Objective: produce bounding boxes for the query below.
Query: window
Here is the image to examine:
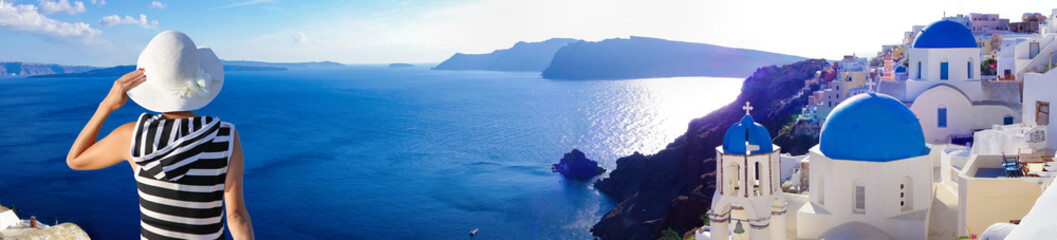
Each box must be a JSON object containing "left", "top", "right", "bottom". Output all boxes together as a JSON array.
[
  {"left": 755, "top": 162, "right": 760, "bottom": 181},
  {"left": 1004, "top": 115, "right": 1014, "bottom": 125},
  {"left": 917, "top": 61, "right": 922, "bottom": 79},
  {"left": 1038, "top": 101, "right": 1050, "bottom": 125},
  {"left": 854, "top": 184, "right": 866, "bottom": 214},
  {"left": 938, "top": 107, "right": 948, "bottom": 128},
  {"left": 967, "top": 61, "right": 972, "bottom": 78},
  {"left": 940, "top": 61, "right": 949, "bottom": 80}
]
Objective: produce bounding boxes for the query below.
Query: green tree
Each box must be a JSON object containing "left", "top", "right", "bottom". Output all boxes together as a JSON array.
[{"left": 658, "top": 228, "right": 681, "bottom": 240}]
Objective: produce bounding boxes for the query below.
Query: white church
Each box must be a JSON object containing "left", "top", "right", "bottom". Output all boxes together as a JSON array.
[
  {"left": 704, "top": 94, "right": 934, "bottom": 240},
  {"left": 796, "top": 93, "right": 933, "bottom": 240},
  {"left": 883, "top": 20, "right": 1020, "bottom": 144}
]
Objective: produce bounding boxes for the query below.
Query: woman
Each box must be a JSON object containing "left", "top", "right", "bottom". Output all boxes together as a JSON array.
[{"left": 65, "top": 31, "right": 254, "bottom": 239}]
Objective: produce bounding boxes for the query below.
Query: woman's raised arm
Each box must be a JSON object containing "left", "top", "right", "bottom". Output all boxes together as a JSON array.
[{"left": 66, "top": 69, "right": 146, "bottom": 170}]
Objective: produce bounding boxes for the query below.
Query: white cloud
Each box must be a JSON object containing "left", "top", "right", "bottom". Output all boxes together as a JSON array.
[
  {"left": 89, "top": 0, "right": 105, "bottom": 5},
  {"left": 293, "top": 32, "right": 307, "bottom": 44},
  {"left": 0, "top": 0, "right": 102, "bottom": 43},
  {"left": 98, "top": 14, "right": 158, "bottom": 28},
  {"left": 149, "top": 1, "right": 165, "bottom": 9},
  {"left": 38, "top": 0, "right": 85, "bottom": 15}
]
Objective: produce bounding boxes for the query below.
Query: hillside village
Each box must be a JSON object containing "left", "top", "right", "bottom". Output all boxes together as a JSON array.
[{"left": 696, "top": 9, "right": 1057, "bottom": 240}]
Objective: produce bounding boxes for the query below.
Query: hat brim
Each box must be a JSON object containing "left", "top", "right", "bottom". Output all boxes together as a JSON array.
[{"left": 128, "top": 47, "right": 225, "bottom": 113}]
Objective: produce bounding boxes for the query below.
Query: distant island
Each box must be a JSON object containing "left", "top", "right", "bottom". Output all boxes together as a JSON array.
[
  {"left": 541, "top": 36, "right": 807, "bottom": 80},
  {"left": 389, "top": 63, "right": 414, "bottom": 68},
  {"left": 433, "top": 38, "right": 578, "bottom": 71},
  {"left": 220, "top": 60, "right": 344, "bottom": 68},
  {"left": 2, "top": 62, "right": 96, "bottom": 76}
]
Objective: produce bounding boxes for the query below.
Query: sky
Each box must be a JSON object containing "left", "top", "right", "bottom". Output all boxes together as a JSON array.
[{"left": 0, "top": 0, "right": 1055, "bottom": 66}]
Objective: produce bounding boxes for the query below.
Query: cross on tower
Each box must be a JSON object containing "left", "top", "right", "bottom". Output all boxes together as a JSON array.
[
  {"left": 866, "top": 80, "right": 877, "bottom": 93},
  {"left": 742, "top": 101, "right": 754, "bottom": 115}
]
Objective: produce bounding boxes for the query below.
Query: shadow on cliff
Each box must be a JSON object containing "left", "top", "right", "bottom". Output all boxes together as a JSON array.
[{"left": 590, "top": 59, "right": 829, "bottom": 240}]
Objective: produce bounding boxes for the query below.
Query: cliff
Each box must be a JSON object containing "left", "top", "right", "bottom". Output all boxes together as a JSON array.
[
  {"left": 0, "top": 62, "right": 96, "bottom": 76},
  {"left": 432, "top": 38, "right": 578, "bottom": 71},
  {"left": 0, "top": 223, "right": 90, "bottom": 239},
  {"left": 541, "top": 36, "right": 807, "bottom": 80},
  {"left": 591, "top": 59, "right": 829, "bottom": 239}
]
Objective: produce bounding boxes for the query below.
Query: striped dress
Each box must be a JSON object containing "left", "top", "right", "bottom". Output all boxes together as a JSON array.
[{"left": 130, "top": 113, "right": 235, "bottom": 240}]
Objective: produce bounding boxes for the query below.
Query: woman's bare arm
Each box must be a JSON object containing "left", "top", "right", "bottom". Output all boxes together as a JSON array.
[
  {"left": 225, "top": 129, "right": 254, "bottom": 239},
  {"left": 67, "top": 69, "right": 146, "bottom": 170}
]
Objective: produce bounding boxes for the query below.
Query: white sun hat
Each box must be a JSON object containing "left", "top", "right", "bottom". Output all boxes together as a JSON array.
[{"left": 128, "top": 30, "right": 224, "bottom": 112}]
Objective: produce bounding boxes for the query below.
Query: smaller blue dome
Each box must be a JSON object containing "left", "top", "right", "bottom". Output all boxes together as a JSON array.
[
  {"left": 819, "top": 93, "right": 930, "bottom": 162},
  {"left": 895, "top": 66, "right": 907, "bottom": 73},
  {"left": 722, "top": 115, "right": 774, "bottom": 155},
  {"left": 913, "top": 20, "right": 978, "bottom": 48}
]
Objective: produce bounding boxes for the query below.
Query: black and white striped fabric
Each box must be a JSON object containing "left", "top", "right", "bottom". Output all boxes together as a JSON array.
[{"left": 130, "top": 113, "right": 234, "bottom": 240}]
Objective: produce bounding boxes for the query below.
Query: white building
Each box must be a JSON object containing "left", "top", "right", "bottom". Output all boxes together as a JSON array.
[
  {"left": 997, "top": 9, "right": 1057, "bottom": 80},
  {"left": 797, "top": 93, "right": 934, "bottom": 240},
  {"left": 707, "top": 102, "right": 788, "bottom": 240},
  {"left": 901, "top": 19, "right": 1020, "bottom": 143}
]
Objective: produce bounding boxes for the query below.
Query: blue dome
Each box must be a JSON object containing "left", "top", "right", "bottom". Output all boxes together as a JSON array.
[
  {"left": 913, "top": 20, "right": 978, "bottom": 48},
  {"left": 819, "top": 93, "right": 930, "bottom": 162},
  {"left": 722, "top": 115, "right": 774, "bottom": 155},
  {"left": 895, "top": 66, "right": 907, "bottom": 73}
]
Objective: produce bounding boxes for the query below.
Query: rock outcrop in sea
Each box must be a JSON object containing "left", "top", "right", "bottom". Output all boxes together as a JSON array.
[
  {"left": 552, "top": 149, "right": 606, "bottom": 180},
  {"left": 541, "top": 36, "right": 807, "bottom": 80},
  {"left": 432, "top": 38, "right": 578, "bottom": 72},
  {"left": 590, "top": 59, "right": 829, "bottom": 239}
]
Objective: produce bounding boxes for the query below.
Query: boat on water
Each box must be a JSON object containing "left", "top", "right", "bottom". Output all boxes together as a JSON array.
[{"left": 470, "top": 228, "right": 478, "bottom": 236}]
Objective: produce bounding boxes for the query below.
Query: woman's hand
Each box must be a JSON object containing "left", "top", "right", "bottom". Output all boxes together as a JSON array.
[{"left": 100, "top": 69, "right": 147, "bottom": 112}]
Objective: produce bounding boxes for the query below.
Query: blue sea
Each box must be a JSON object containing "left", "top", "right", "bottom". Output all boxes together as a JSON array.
[{"left": 0, "top": 66, "right": 742, "bottom": 239}]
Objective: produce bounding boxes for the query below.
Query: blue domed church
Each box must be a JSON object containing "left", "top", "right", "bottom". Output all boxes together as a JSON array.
[
  {"left": 707, "top": 102, "right": 788, "bottom": 240},
  {"left": 900, "top": 20, "right": 1020, "bottom": 143},
  {"left": 796, "top": 93, "right": 934, "bottom": 240}
]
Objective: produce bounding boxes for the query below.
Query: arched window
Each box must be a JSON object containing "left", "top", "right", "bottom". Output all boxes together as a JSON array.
[
  {"left": 940, "top": 60, "right": 949, "bottom": 80},
  {"left": 938, "top": 106, "right": 948, "bottom": 128},
  {"left": 754, "top": 161, "right": 762, "bottom": 196},
  {"left": 967, "top": 60, "right": 973, "bottom": 79},
  {"left": 755, "top": 162, "right": 761, "bottom": 181}
]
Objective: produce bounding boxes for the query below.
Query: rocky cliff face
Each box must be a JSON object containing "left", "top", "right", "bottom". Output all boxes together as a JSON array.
[
  {"left": 591, "top": 59, "right": 829, "bottom": 239},
  {"left": 432, "top": 38, "right": 578, "bottom": 71}
]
